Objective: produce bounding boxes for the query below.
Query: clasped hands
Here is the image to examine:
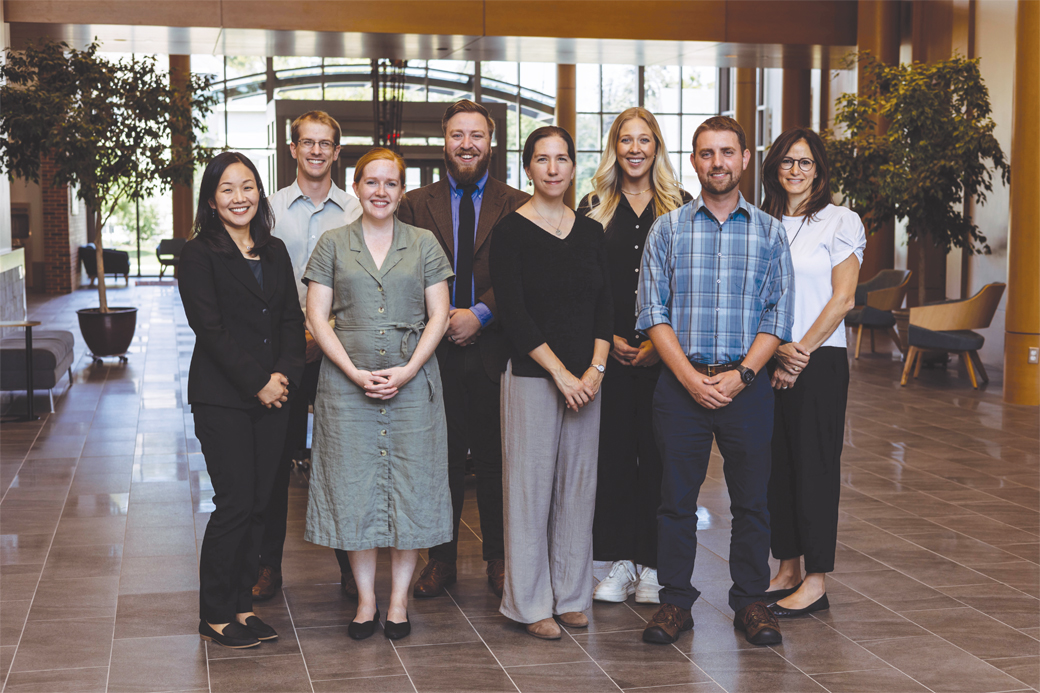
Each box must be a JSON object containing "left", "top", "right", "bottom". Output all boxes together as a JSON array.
[
  {"left": 610, "top": 335, "right": 661, "bottom": 368},
  {"left": 256, "top": 373, "right": 289, "bottom": 408},
  {"left": 770, "top": 341, "right": 810, "bottom": 391},
  {"left": 553, "top": 367, "right": 604, "bottom": 413},
  {"left": 350, "top": 364, "right": 418, "bottom": 400},
  {"left": 445, "top": 308, "right": 481, "bottom": 347}
]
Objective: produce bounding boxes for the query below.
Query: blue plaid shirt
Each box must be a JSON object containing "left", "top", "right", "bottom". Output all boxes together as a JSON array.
[{"left": 635, "top": 193, "right": 794, "bottom": 364}]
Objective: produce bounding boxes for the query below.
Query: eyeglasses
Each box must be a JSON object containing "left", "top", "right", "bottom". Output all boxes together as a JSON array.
[
  {"left": 297, "top": 139, "right": 337, "bottom": 152},
  {"left": 780, "top": 157, "right": 815, "bottom": 172}
]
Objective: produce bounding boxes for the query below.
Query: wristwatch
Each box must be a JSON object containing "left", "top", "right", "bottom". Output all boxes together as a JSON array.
[
  {"left": 735, "top": 363, "right": 756, "bottom": 385},
  {"left": 590, "top": 363, "right": 606, "bottom": 373}
]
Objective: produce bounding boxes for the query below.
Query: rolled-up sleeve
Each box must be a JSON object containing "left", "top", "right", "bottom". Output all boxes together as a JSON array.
[
  {"left": 635, "top": 214, "right": 673, "bottom": 334},
  {"left": 756, "top": 219, "right": 795, "bottom": 341}
]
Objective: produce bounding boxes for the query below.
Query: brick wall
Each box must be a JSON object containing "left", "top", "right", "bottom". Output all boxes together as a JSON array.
[{"left": 40, "top": 155, "right": 82, "bottom": 294}]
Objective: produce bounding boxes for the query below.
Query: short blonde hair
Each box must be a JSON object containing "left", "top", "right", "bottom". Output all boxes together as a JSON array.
[
  {"left": 290, "top": 111, "right": 342, "bottom": 145},
  {"left": 353, "top": 147, "right": 406, "bottom": 184}
]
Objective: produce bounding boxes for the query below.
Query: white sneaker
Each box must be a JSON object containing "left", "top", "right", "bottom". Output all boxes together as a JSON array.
[
  {"left": 593, "top": 560, "right": 637, "bottom": 602},
  {"left": 635, "top": 566, "right": 662, "bottom": 604}
]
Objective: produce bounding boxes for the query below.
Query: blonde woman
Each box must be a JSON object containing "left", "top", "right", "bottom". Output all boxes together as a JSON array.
[{"left": 577, "top": 108, "right": 690, "bottom": 605}]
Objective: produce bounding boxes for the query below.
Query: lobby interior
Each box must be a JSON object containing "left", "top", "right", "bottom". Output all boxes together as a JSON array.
[{"left": 1, "top": 2, "right": 1038, "bottom": 692}]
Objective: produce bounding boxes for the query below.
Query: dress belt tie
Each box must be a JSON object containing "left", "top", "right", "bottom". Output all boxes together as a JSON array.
[{"left": 333, "top": 320, "right": 434, "bottom": 401}]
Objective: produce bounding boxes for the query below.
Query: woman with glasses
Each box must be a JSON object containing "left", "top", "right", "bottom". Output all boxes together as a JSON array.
[
  {"left": 759, "top": 129, "right": 865, "bottom": 617},
  {"left": 577, "top": 108, "right": 689, "bottom": 606}
]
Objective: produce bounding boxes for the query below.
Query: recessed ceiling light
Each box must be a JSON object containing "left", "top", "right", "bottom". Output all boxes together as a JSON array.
[{"left": 724, "top": 54, "right": 737, "bottom": 58}]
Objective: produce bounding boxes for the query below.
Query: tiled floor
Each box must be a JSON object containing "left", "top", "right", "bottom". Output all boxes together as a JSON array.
[{"left": 1, "top": 283, "right": 1038, "bottom": 693}]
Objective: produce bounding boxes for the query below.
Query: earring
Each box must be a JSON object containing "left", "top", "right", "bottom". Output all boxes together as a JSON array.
[{"left": 209, "top": 208, "right": 216, "bottom": 218}]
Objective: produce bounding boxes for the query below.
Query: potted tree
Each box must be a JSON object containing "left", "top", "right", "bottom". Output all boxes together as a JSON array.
[
  {"left": 0, "top": 40, "right": 216, "bottom": 358},
  {"left": 824, "top": 52, "right": 1010, "bottom": 307}
]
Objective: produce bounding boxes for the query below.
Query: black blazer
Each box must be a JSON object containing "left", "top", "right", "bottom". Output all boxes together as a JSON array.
[
  {"left": 396, "top": 176, "right": 529, "bottom": 381},
  {"left": 179, "top": 236, "right": 306, "bottom": 409}
]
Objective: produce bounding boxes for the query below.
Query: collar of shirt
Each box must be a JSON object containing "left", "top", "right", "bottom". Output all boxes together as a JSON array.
[
  {"left": 285, "top": 178, "right": 351, "bottom": 212},
  {"left": 691, "top": 191, "right": 752, "bottom": 224},
  {"left": 447, "top": 170, "right": 489, "bottom": 199}
]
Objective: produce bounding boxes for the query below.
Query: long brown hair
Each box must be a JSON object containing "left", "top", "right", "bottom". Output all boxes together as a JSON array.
[{"left": 761, "top": 128, "right": 831, "bottom": 221}]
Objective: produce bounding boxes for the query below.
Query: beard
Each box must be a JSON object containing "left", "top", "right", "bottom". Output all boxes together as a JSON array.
[
  {"left": 444, "top": 146, "right": 491, "bottom": 186},
  {"left": 699, "top": 167, "right": 741, "bottom": 195}
]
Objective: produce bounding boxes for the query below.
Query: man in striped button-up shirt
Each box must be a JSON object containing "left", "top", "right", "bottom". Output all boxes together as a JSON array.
[{"left": 635, "top": 116, "right": 794, "bottom": 648}]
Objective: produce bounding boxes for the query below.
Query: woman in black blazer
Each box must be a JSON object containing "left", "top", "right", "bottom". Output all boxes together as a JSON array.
[{"left": 179, "top": 152, "right": 306, "bottom": 649}]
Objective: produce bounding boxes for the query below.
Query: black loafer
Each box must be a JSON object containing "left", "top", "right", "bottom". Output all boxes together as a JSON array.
[
  {"left": 348, "top": 609, "right": 380, "bottom": 640},
  {"left": 243, "top": 615, "right": 278, "bottom": 640},
  {"left": 384, "top": 616, "right": 411, "bottom": 641},
  {"left": 769, "top": 593, "right": 829, "bottom": 619},
  {"left": 763, "top": 581, "right": 803, "bottom": 602},
  {"left": 199, "top": 620, "right": 260, "bottom": 649}
]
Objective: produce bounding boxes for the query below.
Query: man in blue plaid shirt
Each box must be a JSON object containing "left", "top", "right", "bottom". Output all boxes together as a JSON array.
[{"left": 635, "top": 116, "right": 794, "bottom": 647}]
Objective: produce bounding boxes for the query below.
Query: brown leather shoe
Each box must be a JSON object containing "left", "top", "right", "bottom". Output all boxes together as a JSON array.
[
  {"left": 734, "top": 601, "right": 782, "bottom": 645},
  {"left": 486, "top": 559, "right": 505, "bottom": 598},
  {"left": 340, "top": 569, "right": 358, "bottom": 600},
  {"left": 412, "top": 559, "right": 456, "bottom": 598},
  {"left": 555, "top": 611, "right": 588, "bottom": 628},
  {"left": 526, "top": 617, "right": 562, "bottom": 640},
  {"left": 642, "top": 603, "right": 693, "bottom": 644},
  {"left": 252, "top": 565, "right": 282, "bottom": 601}
]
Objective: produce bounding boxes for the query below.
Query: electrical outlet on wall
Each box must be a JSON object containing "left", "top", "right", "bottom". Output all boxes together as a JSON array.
[{"left": 1029, "top": 347, "right": 1039, "bottom": 365}]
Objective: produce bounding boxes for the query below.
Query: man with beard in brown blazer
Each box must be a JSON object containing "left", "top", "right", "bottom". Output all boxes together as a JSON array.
[{"left": 396, "top": 100, "right": 528, "bottom": 599}]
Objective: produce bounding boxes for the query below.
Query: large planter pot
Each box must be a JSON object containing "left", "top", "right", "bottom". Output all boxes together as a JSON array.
[{"left": 76, "top": 307, "right": 137, "bottom": 361}]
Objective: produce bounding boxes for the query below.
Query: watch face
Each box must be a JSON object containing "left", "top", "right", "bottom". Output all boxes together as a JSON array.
[{"left": 741, "top": 368, "right": 755, "bottom": 384}]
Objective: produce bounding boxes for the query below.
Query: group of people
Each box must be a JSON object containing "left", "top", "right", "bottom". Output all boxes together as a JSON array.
[{"left": 179, "top": 98, "right": 865, "bottom": 650}]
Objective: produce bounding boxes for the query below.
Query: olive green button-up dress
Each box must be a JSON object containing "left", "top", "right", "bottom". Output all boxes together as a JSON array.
[{"left": 302, "top": 217, "right": 454, "bottom": 551}]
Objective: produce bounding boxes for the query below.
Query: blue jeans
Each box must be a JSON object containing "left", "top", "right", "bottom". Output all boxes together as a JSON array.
[{"left": 653, "top": 369, "right": 774, "bottom": 612}]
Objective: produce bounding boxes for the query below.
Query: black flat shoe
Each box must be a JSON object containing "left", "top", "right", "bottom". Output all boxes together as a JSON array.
[
  {"left": 199, "top": 620, "right": 260, "bottom": 649},
  {"left": 384, "top": 616, "right": 411, "bottom": 641},
  {"left": 763, "top": 581, "right": 803, "bottom": 602},
  {"left": 243, "top": 615, "right": 278, "bottom": 640},
  {"left": 348, "top": 609, "right": 380, "bottom": 640},
  {"left": 769, "top": 593, "right": 829, "bottom": 618}
]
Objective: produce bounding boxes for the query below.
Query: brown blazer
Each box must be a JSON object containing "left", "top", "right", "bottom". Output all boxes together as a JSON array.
[{"left": 397, "top": 175, "right": 529, "bottom": 380}]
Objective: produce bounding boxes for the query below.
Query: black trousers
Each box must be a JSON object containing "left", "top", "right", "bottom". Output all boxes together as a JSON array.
[
  {"left": 768, "top": 346, "right": 848, "bottom": 574},
  {"left": 428, "top": 341, "right": 504, "bottom": 564},
  {"left": 258, "top": 356, "right": 321, "bottom": 570},
  {"left": 194, "top": 402, "right": 290, "bottom": 623},
  {"left": 592, "top": 358, "right": 662, "bottom": 568},
  {"left": 654, "top": 371, "right": 774, "bottom": 612}
]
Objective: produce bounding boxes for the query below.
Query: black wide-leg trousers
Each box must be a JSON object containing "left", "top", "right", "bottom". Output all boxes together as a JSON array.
[
  {"left": 194, "top": 401, "right": 290, "bottom": 623},
  {"left": 768, "top": 346, "right": 849, "bottom": 574},
  {"left": 592, "top": 358, "right": 662, "bottom": 568}
]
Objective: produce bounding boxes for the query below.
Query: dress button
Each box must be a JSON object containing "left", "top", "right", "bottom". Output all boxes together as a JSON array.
[
  {"left": 379, "top": 330, "right": 385, "bottom": 335},
  {"left": 379, "top": 408, "right": 386, "bottom": 415},
  {"left": 380, "top": 449, "right": 387, "bottom": 457},
  {"left": 378, "top": 307, "right": 385, "bottom": 313},
  {"left": 380, "top": 429, "right": 387, "bottom": 436},
  {"left": 378, "top": 286, "right": 383, "bottom": 292},
  {"left": 379, "top": 349, "right": 386, "bottom": 355}
]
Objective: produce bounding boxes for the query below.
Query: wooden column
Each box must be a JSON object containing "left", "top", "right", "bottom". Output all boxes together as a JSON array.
[
  {"left": 170, "top": 55, "right": 194, "bottom": 243},
  {"left": 734, "top": 68, "right": 758, "bottom": 204},
  {"left": 855, "top": 0, "right": 901, "bottom": 284},
  {"left": 555, "top": 64, "right": 577, "bottom": 209},
  {"left": 1004, "top": 0, "right": 1040, "bottom": 406},
  {"left": 781, "top": 69, "right": 812, "bottom": 131}
]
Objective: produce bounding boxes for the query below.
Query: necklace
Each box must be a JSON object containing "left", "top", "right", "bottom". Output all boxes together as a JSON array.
[
  {"left": 532, "top": 204, "right": 567, "bottom": 237},
  {"left": 622, "top": 187, "right": 652, "bottom": 195},
  {"left": 787, "top": 215, "right": 809, "bottom": 247}
]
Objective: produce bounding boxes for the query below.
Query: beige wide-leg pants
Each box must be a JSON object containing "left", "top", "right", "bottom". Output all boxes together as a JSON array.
[{"left": 499, "top": 362, "right": 601, "bottom": 624}]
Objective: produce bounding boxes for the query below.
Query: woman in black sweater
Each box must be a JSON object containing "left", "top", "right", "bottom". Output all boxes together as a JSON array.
[{"left": 490, "top": 126, "right": 612, "bottom": 640}]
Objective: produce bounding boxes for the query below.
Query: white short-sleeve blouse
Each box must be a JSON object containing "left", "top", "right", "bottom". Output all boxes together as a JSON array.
[{"left": 782, "top": 204, "right": 867, "bottom": 349}]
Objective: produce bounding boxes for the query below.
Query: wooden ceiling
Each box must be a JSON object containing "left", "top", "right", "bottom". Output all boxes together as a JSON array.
[{"left": 6, "top": 1, "right": 858, "bottom": 68}]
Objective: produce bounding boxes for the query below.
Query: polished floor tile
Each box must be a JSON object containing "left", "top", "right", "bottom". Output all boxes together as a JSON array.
[{"left": 0, "top": 286, "right": 1036, "bottom": 693}]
